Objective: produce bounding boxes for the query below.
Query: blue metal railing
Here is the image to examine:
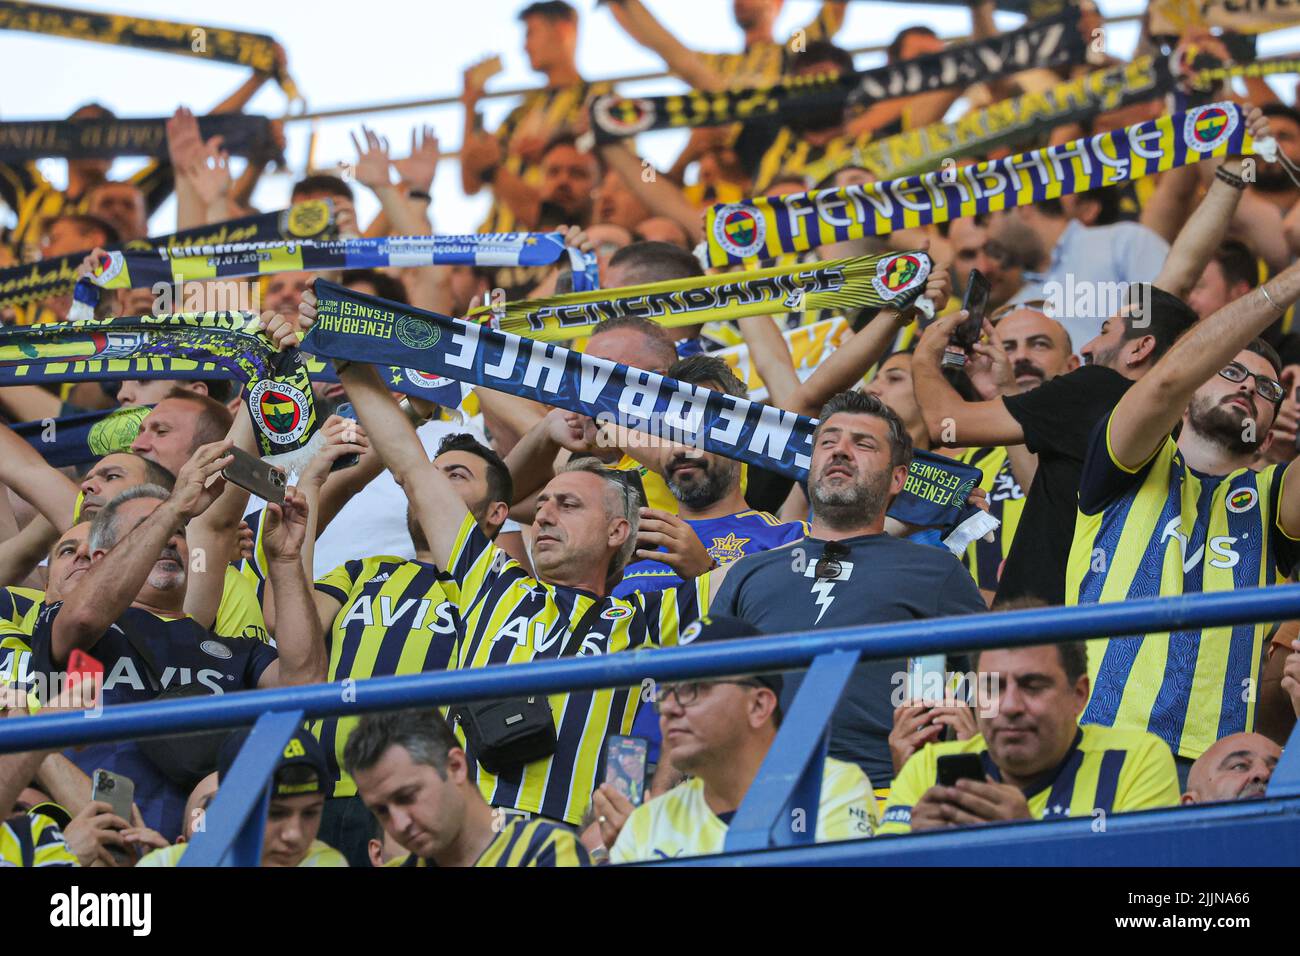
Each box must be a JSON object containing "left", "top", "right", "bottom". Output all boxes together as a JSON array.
[{"left": 3, "top": 586, "right": 1300, "bottom": 865}]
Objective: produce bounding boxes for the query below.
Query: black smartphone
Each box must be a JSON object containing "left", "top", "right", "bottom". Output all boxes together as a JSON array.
[
  {"left": 936, "top": 752, "right": 987, "bottom": 788},
  {"left": 942, "top": 269, "right": 991, "bottom": 369},
  {"left": 602, "top": 735, "right": 648, "bottom": 806},
  {"left": 330, "top": 402, "right": 361, "bottom": 472},
  {"left": 221, "top": 446, "right": 287, "bottom": 504}
]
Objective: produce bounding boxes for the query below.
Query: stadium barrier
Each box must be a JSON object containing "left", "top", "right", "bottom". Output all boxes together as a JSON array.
[{"left": 1, "top": 584, "right": 1299, "bottom": 866}]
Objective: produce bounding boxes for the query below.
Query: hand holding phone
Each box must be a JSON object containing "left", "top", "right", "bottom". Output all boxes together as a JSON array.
[
  {"left": 602, "top": 735, "right": 648, "bottom": 806},
  {"left": 90, "top": 769, "right": 135, "bottom": 863},
  {"left": 221, "top": 446, "right": 287, "bottom": 504},
  {"left": 935, "top": 752, "right": 987, "bottom": 788},
  {"left": 942, "top": 269, "right": 991, "bottom": 369}
]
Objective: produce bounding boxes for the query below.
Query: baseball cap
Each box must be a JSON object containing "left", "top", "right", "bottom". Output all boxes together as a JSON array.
[
  {"left": 678, "top": 615, "right": 783, "bottom": 696},
  {"left": 217, "top": 727, "right": 329, "bottom": 798}
]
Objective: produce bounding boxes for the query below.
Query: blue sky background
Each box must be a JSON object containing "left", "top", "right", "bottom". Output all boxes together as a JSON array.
[{"left": 2, "top": 0, "right": 1297, "bottom": 234}]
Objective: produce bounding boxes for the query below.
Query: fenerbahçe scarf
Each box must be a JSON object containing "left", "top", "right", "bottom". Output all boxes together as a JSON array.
[
  {"left": 78, "top": 233, "right": 599, "bottom": 299},
  {"left": 587, "top": 8, "right": 1083, "bottom": 144},
  {"left": 0, "top": 200, "right": 336, "bottom": 310},
  {"left": 0, "top": 312, "right": 318, "bottom": 459},
  {"left": 705, "top": 101, "right": 1257, "bottom": 266},
  {"left": 302, "top": 279, "right": 993, "bottom": 543},
  {"left": 474, "top": 253, "right": 932, "bottom": 342}
]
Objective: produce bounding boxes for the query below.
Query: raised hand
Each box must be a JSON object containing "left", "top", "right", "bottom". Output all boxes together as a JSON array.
[
  {"left": 186, "top": 136, "right": 231, "bottom": 208},
  {"left": 350, "top": 126, "right": 394, "bottom": 192},
  {"left": 166, "top": 106, "right": 203, "bottom": 170},
  {"left": 394, "top": 125, "right": 441, "bottom": 193},
  {"left": 170, "top": 440, "right": 235, "bottom": 521},
  {"left": 262, "top": 486, "right": 310, "bottom": 564},
  {"left": 634, "top": 508, "right": 714, "bottom": 578},
  {"left": 298, "top": 414, "right": 371, "bottom": 489}
]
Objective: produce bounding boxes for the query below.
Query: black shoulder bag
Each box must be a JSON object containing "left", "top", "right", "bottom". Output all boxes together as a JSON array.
[{"left": 454, "top": 599, "right": 606, "bottom": 776}]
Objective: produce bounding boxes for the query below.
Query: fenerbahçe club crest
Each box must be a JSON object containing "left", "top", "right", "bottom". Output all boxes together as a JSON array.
[
  {"left": 249, "top": 378, "right": 311, "bottom": 446},
  {"left": 872, "top": 253, "right": 929, "bottom": 301},
  {"left": 593, "top": 97, "right": 657, "bottom": 136},
  {"left": 712, "top": 204, "right": 767, "bottom": 260},
  {"left": 1184, "top": 104, "right": 1236, "bottom": 153}
]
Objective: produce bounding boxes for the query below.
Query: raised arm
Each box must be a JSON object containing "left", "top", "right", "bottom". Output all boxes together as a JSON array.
[
  {"left": 257, "top": 488, "right": 326, "bottom": 687},
  {"left": 596, "top": 144, "right": 704, "bottom": 245},
  {"left": 1152, "top": 108, "right": 1269, "bottom": 297},
  {"left": 913, "top": 311, "right": 1026, "bottom": 448},
  {"left": 276, "top": 289, "right": 469, "bottom": 570},
  {"left": 1108, "top": 259, "right": 1300, "bottom": 472},
  {"left": 50, "top": 441, "right": 233, "bottom": 666},
  {"left": 605, "top": 0, "right": 726, "bottom": 92},
  {"left": 184, "top": 409, "right": 257, "bottom": 629},
  {"left": 786, "top": 254, "right": 950, "bottom": 417},
  {"left": 0, "top": 421, "right": 80, "bottom": 531}
]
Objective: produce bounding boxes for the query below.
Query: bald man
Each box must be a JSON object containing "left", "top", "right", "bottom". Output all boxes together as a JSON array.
[
  {"left": 1181, "top": 733, "right": 1280, "bottom": 804},
  {"left": 994, "top": 308, "right": 1078, "bottom": 392},
  {"left": 957, "top": 307, "right": 1077, "bottom": 601}
]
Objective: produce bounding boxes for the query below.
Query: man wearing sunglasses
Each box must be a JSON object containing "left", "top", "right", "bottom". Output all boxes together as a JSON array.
[
  {"left": 609, "top": 615, "right": 878, "bottom": 863},
  {"left": 1070, "top": 253, "right": 1300, "bottom": 787}
]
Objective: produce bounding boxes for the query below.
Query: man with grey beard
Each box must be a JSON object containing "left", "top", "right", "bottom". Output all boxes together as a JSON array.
[
  {"left": 707, "top": 390, "right": 986, "bottom": 788},
  {"left": 612, "top": 355, "right": 807, "bottom": 600}
]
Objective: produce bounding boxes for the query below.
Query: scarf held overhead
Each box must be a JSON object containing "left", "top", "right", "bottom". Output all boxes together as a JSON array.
[
  {"left": 301, "top": 279, "right": 994, "bottom": 545},
  {"left": 586, "top": 7, "right": 1084, "bottom": 144},
  {"left": 803, "top": 55, "right": 1178, "bottom": 184},
  {"left": 0, "top": 0, "right": 301, "bottom": 100},
  {"left": 705, "top": 101, "right": 1259, "bottom": 266},
  {"left": 78, "top": 233, "right": 599, "bottom": 304},
  {"left": 0, "top": 200, "right": 335, "bottom": 309},
  {"left": 474, "top": 252, "right": 932, "bottom": 342},
  {"left": 0, "top": 312, "right": 317, "bottom": 458},
  {"left": 0, "top": 113, "right": 276, "bottom": 162}
]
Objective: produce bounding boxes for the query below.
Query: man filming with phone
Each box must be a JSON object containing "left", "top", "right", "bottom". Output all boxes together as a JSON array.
[
  {"left": 879, "top": 636, "right": 1180, "bottom": 835},
  {"left": 27, "top": 441, "right": 326, "bottom": 840}
]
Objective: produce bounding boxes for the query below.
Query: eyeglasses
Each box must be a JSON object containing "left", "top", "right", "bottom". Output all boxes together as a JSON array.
[
  {"left": 1219, "top": 361, "right": 1285, "bottom": 404},
  {"left": 814, "top": 540, "right": 849, "bottom": 580},
  {"left": 653, "top": 679, "right": 763, "bottom": 714}
]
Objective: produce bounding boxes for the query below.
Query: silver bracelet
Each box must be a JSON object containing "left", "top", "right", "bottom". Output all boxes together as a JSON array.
[{"left": 1260, "top": 285, "right": 1286, "bottom": 317}]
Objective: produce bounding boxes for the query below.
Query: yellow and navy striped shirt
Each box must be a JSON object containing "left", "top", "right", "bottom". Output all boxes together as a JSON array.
[
  {"left": 0, "top": 160, "right": 173, "bottom": 266},
  {"left": 698, "top": 2, "right": 844, "bottom": 89},
  {"left": 479, "top": 80, "right": 613, "bottom": 235},
  {"left": 0, "top": 588, "right": 43, "bottom": 694},
  {"left": 0, "top": 813, "right": 78, "bottom": 867},
  {"left": 215, "top": 566, "right": 270, "bottom": 643},
  {"left": 389, "top": 817, "right": 590, "bottom": 867},
  {"left": 958, "top": 446, "right": 1028, "bottom": 593},
  {"left": 312, "top": 555, "right": 460, "bottom": 797},
  {"left": 446, "top": 513, "right": 711, "bottom": 825},
  {"left": 1068, "top": 414, "right": 1300, "bottom": 759},
  {"left": 611, "top": 757, "right": 876, "bottom": 863},
  {"left": 754, "top": 128, "right": 861, "bottom": 194},
  {"left": 0, "top": 586, "right": 42, "bottom": 634},
  {"left": 879, "top": 725, "right": 1180, "bottom": 835}
]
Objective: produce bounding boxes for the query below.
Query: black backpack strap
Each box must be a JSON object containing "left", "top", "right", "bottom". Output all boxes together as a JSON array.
[{"left": 559, "top": 598, "right": 611, "bottom": 658}]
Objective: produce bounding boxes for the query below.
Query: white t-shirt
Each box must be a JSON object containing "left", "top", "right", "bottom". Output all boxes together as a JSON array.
[{"left": 312, "top": 418, "right": 520, "bottom": 578}]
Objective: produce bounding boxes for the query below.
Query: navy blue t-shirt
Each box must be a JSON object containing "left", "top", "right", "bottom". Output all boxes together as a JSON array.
[
  {"left": 710, "top": 533, "right": 986, "bottom": 787},
  {"left": 30, "top": 603, "right": 277, "bottom": 840}
]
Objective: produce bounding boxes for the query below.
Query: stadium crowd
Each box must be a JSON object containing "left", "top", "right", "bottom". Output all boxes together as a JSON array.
[{"left": 2, "top": 0, "right": 1300, "bottom": 869}]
